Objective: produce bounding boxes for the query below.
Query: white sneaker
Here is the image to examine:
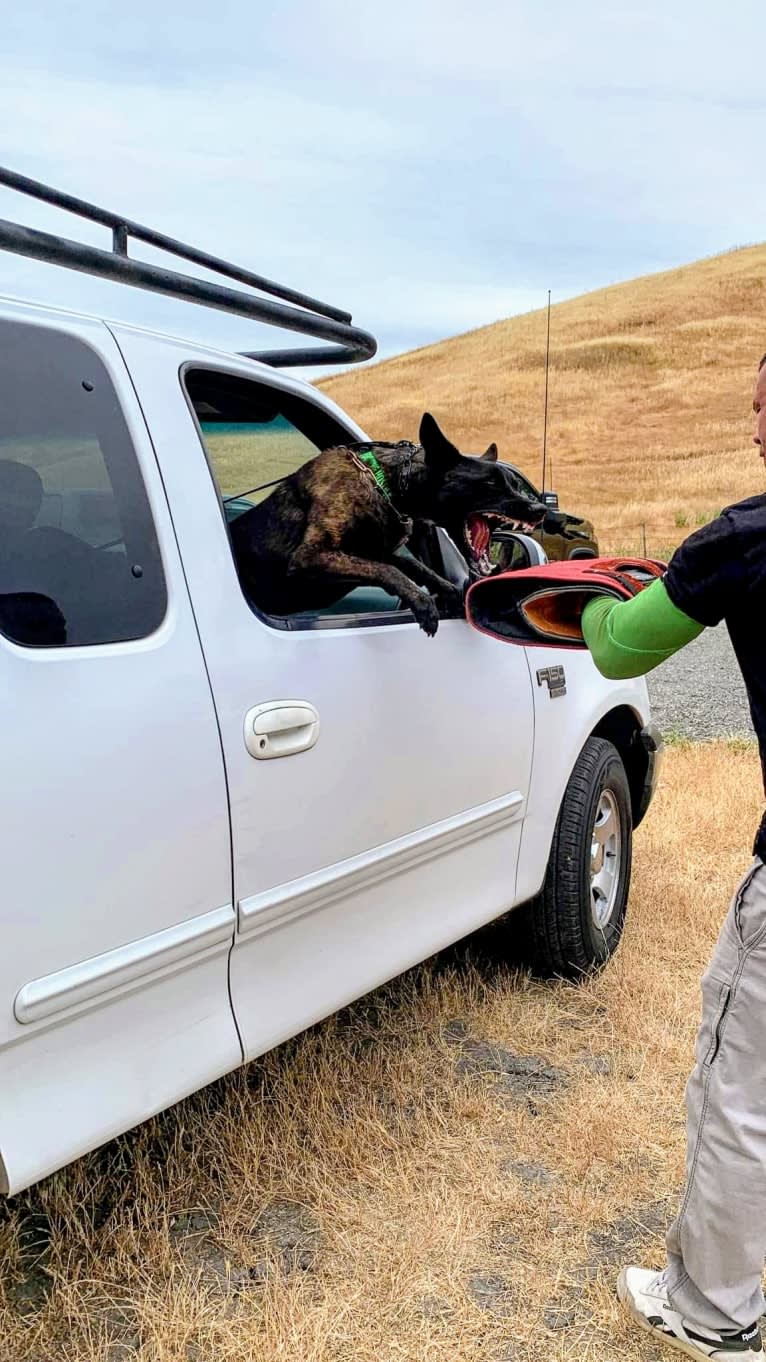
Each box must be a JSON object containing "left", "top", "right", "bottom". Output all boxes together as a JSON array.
[{"left": 617, "top": 1267, "right": 763, "bottom": 1359}]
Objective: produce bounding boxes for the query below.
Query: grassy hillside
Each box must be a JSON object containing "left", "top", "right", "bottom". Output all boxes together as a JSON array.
[{"left": 321, "top": 246, "right": 766, "bottom": 556}]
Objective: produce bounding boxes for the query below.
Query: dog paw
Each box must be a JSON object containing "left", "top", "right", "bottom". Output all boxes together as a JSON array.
[
  {"left": 437, "top": 584, "right": 466, "bottom": 617},
  {"left": 412, "top": 593, "right": 440, "bottom": 636}
]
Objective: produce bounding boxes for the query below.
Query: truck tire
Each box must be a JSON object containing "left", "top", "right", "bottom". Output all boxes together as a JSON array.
[{"left": 521, "top": 736, "right": 632, "bottom": 977}]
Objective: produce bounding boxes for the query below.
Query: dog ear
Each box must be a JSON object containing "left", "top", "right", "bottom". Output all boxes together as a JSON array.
[
  {"left": 480, "top": 442, "right": 499, "bottom": 462},
  {"left": 419, "top": 412, "right": 460, "bottom": 467}
]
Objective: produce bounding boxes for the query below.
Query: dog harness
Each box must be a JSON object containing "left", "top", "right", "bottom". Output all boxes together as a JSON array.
[
  {"left": 353, "top": 447, "right": 392, "bottom": 501},
  {"left": 348, "top": 440, "right": 420, "bottom": 501},
  {"left": 346, "top": 445, "right": 413, "bottom": 551}
]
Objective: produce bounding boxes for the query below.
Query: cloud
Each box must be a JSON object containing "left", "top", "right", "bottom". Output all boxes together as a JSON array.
[{"left": 1, "top": 0, "right": 763, "bottom": 369}]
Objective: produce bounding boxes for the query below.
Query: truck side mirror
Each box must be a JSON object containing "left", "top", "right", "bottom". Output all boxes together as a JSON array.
[
  {"left": 541, "top": 490, "right": 559, "bottom": 509},
  {"left": 489, "top": 531, "right": 549, "bottom": 573}
]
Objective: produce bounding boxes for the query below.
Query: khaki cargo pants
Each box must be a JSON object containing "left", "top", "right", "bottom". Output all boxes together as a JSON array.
[{"left": 666, "top": 857, "right": 766, "bottom": 1331}]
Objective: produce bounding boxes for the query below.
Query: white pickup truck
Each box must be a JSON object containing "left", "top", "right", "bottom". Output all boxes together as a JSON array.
[{"left": 0, "top": 171, "right": 660, "bottom": 1195}]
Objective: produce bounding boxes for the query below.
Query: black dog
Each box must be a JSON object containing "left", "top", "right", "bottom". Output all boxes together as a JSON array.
[{"left": 229, "top": 412, "right": 546, "bottom": 635}]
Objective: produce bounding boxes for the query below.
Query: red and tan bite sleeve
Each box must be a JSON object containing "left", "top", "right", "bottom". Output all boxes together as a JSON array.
[{"left": 465, "top": 557, "right": 666, "bottom": 648}]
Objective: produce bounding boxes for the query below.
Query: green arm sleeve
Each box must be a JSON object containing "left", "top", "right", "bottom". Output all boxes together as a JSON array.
[{"left": 581, "top": 578, "right": 704, "bottom": 680}]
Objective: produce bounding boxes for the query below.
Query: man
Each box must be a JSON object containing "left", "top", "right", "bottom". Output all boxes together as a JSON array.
[{"left": 580, "top": 354, "right": 766, "bottom": 1360}]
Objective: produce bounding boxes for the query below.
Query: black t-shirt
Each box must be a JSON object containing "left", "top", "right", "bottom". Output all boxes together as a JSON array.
[{"left": 664, "top": 494, "right": 766, "bottom": 860}]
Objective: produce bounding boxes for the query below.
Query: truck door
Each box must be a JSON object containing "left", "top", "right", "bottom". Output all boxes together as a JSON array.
[{"left": 0, "top": 312, "right": 240, "bottom": 1194}]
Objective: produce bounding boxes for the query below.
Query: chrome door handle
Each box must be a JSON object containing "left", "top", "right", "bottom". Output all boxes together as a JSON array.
[{"left": 244, "top": 701, "right": 320, "bottom": 760}]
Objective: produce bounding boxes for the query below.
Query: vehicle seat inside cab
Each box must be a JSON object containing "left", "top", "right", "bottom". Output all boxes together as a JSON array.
[{"left": 0, "top": 459, "right": 125, "bottom": 645}]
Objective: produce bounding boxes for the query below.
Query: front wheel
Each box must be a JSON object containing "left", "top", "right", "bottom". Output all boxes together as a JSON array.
[{"left": 521, "top": 737, "right": 633, "bottom": 977}]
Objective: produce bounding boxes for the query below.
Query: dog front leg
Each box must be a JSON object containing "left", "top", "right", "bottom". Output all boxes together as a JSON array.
[
  {"left": 392, "top": 553, "right": 465, "bottom": 615},
  {"left": 289, "top": 547, "right": 441, "bottom": 636}
]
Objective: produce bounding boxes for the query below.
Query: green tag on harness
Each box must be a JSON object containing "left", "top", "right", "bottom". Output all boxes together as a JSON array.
[{"left": 356, "top": 447, "right": 391, "bottom": 501}]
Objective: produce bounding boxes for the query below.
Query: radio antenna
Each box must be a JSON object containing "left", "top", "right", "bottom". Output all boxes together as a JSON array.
[{"left": 541, "top": 289, "right": 551, "bottom": 492}]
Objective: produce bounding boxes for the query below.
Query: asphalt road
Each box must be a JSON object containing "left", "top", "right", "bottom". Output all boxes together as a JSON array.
[{"left": 646, "top": 624, "right": 754, "bottom": 741}]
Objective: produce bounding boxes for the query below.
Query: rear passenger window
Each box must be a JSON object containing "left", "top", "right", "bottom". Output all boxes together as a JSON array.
[{"left": 0, "top": 322, "right": 166, "bottom": 647}]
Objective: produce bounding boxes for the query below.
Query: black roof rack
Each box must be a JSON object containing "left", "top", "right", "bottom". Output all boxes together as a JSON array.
[{"left": 0, "top": 166, "right": 377, "bottom": 369}]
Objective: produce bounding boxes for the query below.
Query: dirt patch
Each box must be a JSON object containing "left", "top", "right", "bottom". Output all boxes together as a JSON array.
[
  {"left": 249, "top": 1199, "right": 322, "bottom": 1281},
  {"left": 171, "top": 1207, "right": 219, "bottom": 1237},
  {"left": 540, "top": 1198, "right": 672, "bottom": 1344},
  {"left": 502, "top": 1161, "right": 557, "bottom": 1186},
  {"left": 170, "top": 1206, "right": 250, "bottom": 1296},
  {"left": 104, "top": 1346, "right": 138, "bottom": 1362},
  {"left": 543, "top": 1305, "right": 582, "bottom": 1331},
  {"left": 583, "top": 1198, "right": 671, "bottom": 1275},
  {"left": 4, "top": 1211, "right": 53, "bottom": 1315},
  {"left": 575, "top": 1052, "right": 613, "bottom": 1076},
  {"left": 170, "top": 1199, "right": 321, "bottom": 1294},
  {"left": 467, "top": 1273, "right": 515, "bottom": 1315},
  {"left": 445, "top": 1021, "right": 566, "bottom": 1105},
  {"left": 101, "top": 1302, "right": 141, "bottom": 1360},
  {"left": 414, "top": 1293, "right": 453, "bottom": 1321}
]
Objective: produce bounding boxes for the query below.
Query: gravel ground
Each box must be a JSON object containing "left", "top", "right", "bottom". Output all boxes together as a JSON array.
[{"left": 647, "top": 623, "right": 755, "bottom": 741}]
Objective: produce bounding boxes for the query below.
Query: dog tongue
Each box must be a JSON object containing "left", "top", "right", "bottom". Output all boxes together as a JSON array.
[{"left": 468, "top": 513, "right": 490, "bottom": 556}]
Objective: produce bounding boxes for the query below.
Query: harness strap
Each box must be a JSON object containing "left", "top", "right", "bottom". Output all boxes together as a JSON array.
[
  {"left": 347, "top": 448, "right": 412, "bottom": 549},
  {"left": 354, "top": 446, "right": 392, "bottom": 501}
]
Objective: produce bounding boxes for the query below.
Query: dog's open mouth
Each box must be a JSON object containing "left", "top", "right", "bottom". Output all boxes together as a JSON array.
[{"left": 464, "top": 512, "right": 538, "bottom": 576}]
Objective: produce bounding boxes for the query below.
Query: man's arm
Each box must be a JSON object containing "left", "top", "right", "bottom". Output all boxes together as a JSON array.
[{"left": 581, "top": 577, "right": 704, "bottom": 680}]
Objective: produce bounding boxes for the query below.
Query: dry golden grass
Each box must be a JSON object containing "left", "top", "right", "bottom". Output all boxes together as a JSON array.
[
  {"left": 1, "top": 742, "right": 762, "bottom": 1361},
  {"left": 201, "top": 429, "right": 316, "bottom": 501},
  {"left": 320, "top": 245, "right": 766, "bottom": 555}
]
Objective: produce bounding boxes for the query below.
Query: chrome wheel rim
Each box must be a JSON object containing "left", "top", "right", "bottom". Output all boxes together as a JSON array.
[{"left": 590, "top": 789, "right": 621, "bottom": 929}]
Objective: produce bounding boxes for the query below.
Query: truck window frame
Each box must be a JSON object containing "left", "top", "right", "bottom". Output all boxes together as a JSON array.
[{"left": 181, "top": 362, "right": 419, "bottom": 632}]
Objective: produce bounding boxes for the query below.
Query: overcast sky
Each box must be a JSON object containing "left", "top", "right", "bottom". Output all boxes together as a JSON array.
[{"left": 1, "top": 2, "right": 763, "bottom": 370}]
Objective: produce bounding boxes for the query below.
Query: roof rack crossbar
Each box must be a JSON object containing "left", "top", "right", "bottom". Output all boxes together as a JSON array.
[{"left": 0, "top": 165, "right": 377, "bottom": 368}]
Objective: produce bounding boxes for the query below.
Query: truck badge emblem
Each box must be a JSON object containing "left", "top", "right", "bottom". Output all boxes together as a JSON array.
[{"left": 536, "top": 665, "right": 566, "bottom": 698}]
